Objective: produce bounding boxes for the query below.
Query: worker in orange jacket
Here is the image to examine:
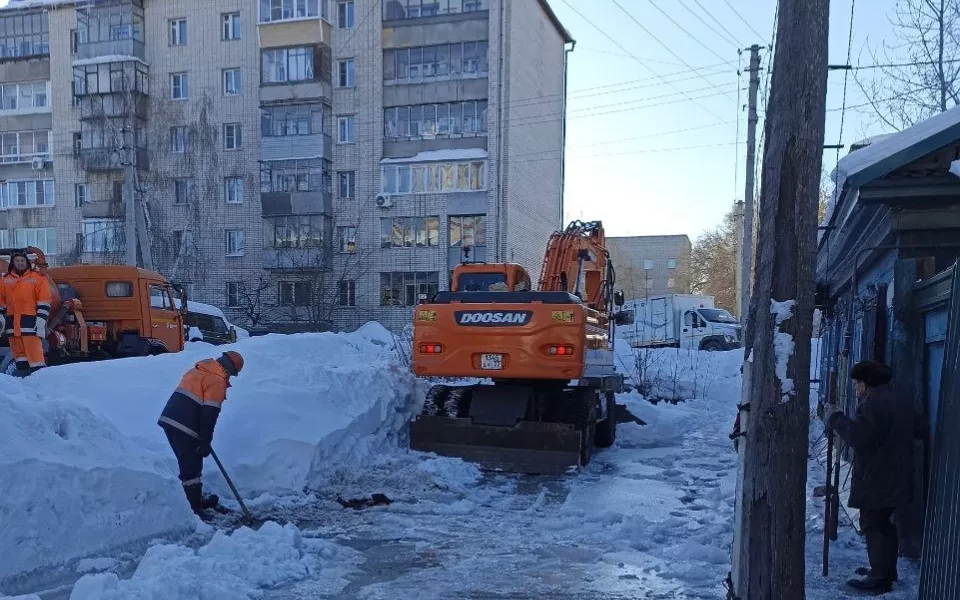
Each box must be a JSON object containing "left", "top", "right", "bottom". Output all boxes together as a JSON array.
[
  {"left": 0, "top": 250, "right": 52, "bottom": 376},
  {"left": 157, "top": 351, "right": 244, "bottom": 519}
]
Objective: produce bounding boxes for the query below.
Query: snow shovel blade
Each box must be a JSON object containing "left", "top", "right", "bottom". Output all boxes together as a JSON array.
[{"left": 409, "top": 415, "right": 583, "bottom": 476}]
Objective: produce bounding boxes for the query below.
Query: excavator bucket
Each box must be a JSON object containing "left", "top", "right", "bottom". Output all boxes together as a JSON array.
[{"left": 409, "top": 416, "right": 583, "bottom": 475}]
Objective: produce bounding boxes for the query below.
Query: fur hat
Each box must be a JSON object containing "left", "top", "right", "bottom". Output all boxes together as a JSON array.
[{"left": 850, "top": 360, "right": 893, "bottom": 387}]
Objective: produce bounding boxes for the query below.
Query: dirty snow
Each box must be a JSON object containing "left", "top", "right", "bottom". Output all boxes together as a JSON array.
[
  {"left": 951, "top": 159, "right": 960, "bottom": 178},
  {"left": 771, "top": 299, "right": 797, "bottom": 402}
]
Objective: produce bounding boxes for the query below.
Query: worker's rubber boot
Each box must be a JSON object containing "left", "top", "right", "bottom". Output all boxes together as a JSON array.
[
  {"left": 856, "top": 567, "right": 898, "bottom": 582},
  {"left": 202, "top": 494, "right": 220, "bottom": 510},
  {"left": 13, "top": 362, "right": 30, "bottom": 378},
  {"left": 184, "top": 484, "right": 214, "bottom": 521}
]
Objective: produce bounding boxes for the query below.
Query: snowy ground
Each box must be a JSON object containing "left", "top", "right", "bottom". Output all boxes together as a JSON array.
[{"left": 0, "top": 333, "right": 922, "bottom": 599}]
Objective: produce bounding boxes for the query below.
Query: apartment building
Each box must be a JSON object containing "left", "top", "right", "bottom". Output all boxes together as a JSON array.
[
  {"left": 0, "top": 0, "right": 572, "bottom": 332},
  {"left": 607, "top": 235, "right": 692, "bottom": 300}
]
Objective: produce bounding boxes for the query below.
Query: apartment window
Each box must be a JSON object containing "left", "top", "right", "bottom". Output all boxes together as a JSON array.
[
  {"left": 338, "top": 280, "right": 356, "bottom": 306},
  {"left": 225, "top": 177, "right": 244, "bottom": 204},
  {"left": 262, "top": 47, "right": 314, "bottom": 83},
  {"left": 0, "top": 82, "right": 49, "bottom": 114},
  {"left": 222, "top": 12, "right": 241, "bottom": 40},
  {"left": 383, "top": 41, "right": 488, "bottom": 82},
  {"left": 0, "top": 180, "right": 54, "bottom": 209},
  {"left": 338, "top": 171, "right": 355, "bottom": 198},
  {"left": 261, "top": 104, "right": 321, "bottom": 137},
  {"left": 383, "top": 0, "right": 487, "bottom": 19},
  {"left": 15, "top": 228, "right": 56, "bottom": 255},
  {"left": 0, "top": 11, "right": 49, "bottom": 58},
  {"left": 0, "top": 130, "right": 50, "bottom": 163},
  {"left": 170, "top": 126, "right": 190, "bottom": 153},
  {"left": 223, "top": 68, "right": 241, "bottom": 96},
  {"left": 260, "top": 159, "right": 329, "bottom": 193},
  {"left": 668, "top": 258, "right": 677, "bottom": 269},
  {"left": 379, "top": 216, "right": 440, "bottom": 248},
  {"left": 75, "top": 183, "right": 88, "bottom": 207},
  {"left": 337, "top": 1, "right": 355, "bottom": 28},
  {"left": 266, "top": 215, "right": 326, "bottom": 248},
  {"left": 644, "top": 260, "right": 654, "bottom": 270},
  {"left": 171, "top": 73, "right": 188, "bottom": 99},
  {"left": 82, "top": 219, "right": 123, "bottom": 253},
  {"left": 337, "top": 116, "right": 355, "bottom": 143},
  {"left": 279, "top": 281, "right": 312, "bottom": 307},
  {"left": 381, "top": 160, "right": 485, "bottom": 194},
  {"left": 226, "top": 282, "right": 242, "bottom": 308},
  {"left": 337, "top": 58, "right": 355, "bottom": 87},
  {"left": 260, "top": 0, "right": 321, "bottom": 23},
  {"left": 385, "top": 100, "right": 487, "bottom": 139},
  {"left": 448, "top": 215, "right": 486, "bottom": 247},
  {"left": 174, "top": 179, "right": 195, "bottom": 204},
  {"left": 169, "top": 18, "right": 187, "bottom": 46},
  {"left": 380, "top": 272, "right": 439, "bottom": 307},
  {"left": 224, "top": 123, "right": 242, "bottom": 149},
  {"left": 226, "top": 229, "right": 245, "bottom": 256},
  {"left": 337, "top": 226, "right": 357, "bottom": 253}
]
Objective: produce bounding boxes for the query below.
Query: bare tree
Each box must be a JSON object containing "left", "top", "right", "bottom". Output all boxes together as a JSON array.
[
  {"left": 855, "top": 0, "right": 960, "bottom": 129},
  {"left": 233, "top": 272, "right": 273, "bottom": 329},
  {"left": 690, "top": 204, "right": 739, "bottom": 312}
]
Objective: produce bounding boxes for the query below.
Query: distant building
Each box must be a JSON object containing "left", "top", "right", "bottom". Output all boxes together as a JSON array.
[{"left": 606, "top": 235, "right": 691, "bottom": 299}]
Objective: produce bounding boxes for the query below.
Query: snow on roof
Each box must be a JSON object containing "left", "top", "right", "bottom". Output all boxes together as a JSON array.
[
  {"left": 380, "top": 148, "right": 488, "bottom": 164},
  {"left": 3, "top": 0, "right": 77, "bottom": 10},
  {"left": 72, "top": 55, "right": 148, "bottom": 67}
]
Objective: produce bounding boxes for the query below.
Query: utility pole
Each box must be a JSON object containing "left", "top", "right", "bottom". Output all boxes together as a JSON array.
[
  {"left": 730, "top": 0, "right": 829, "bottom": 599},
  {"left": 739, "top": 44, "right": 762, "bottom": 324}
]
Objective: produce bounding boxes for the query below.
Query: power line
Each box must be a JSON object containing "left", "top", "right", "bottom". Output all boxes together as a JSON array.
[
  {"left": 642, "top": 0, "right": 730, "bottom": 64},
  {"left": 834, "top": 0, "right": 857, "bottom": 173},
  {"left": 676, "top": 0, "right": 741, "bottom": 49},
  {"left": 611, "top": 0, "right": 738, "bottom": 102},
  {"left": 721, "top": 0, "right": 766, "bottom": 40},
  {"left": 692, "top": 0, "right": 746, "bottom": 48},
  {"left": 577, "top": 46, "right": 738, "bottom": 68},
  {"left": 555, "top": 0, "right": 729, "bottom": 122}
]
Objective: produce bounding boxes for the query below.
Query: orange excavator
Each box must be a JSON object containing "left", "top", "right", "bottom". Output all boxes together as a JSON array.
[{"left": 409, "top": 221, "right": 636, "bottom": 474}]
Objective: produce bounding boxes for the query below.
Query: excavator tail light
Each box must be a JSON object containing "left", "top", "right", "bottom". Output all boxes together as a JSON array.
[
  {"left": 547, "top": 345, "right": 575, "bottom": 356},
  {"left": 420, "top": 344, "right": 443, "bottom": 354}
]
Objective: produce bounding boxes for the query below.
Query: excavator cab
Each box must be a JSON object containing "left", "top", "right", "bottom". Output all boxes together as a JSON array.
[{"left": 451, "top": 263, "right": 532, "bottom": 293}]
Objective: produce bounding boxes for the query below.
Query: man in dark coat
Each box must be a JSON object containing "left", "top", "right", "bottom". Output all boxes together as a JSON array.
[{"left": 823, "top": 359, "right": 915, "bottom": 594}]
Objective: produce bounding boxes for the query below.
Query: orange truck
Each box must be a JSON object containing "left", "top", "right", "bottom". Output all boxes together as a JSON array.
[
  {"left": 0, "top": 247, "right": 187, "bottom": 375},
  {"left": 409, "top": 221, "right": 636, "bottom": 474}
]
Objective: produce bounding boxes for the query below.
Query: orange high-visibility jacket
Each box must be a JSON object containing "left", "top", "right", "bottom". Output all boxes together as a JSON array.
[
  {"left": 0, "top": 270, "right": 52, "bottom": 336},
  {"left": 157, "top": 358, "right": 230, "bottom": 442}
]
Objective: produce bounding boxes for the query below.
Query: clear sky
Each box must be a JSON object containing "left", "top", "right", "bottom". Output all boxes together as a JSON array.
[{"left": 0, "top": 0, "right": 902, "bottom": 240}]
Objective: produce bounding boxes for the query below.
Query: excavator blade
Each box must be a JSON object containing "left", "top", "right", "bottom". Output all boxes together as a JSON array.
[{"left": 409, "top": 416, "right": 583, "bottom": 476}]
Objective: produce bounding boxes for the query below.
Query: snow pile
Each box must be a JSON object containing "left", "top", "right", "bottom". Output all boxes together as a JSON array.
[
  {"left": 0, "top": 323, "right": 418, "bottom": 582},
  {"left": 771, "top": 299, "right": 797, "bottom": 402},
  {"left": 68, "top": 522, "right": 317, "bottom": 600},
  {"left": 951, "top": 159, "right": 960, "bottom": 179},
  {"left": 615, "top": 337, "right": 742, "bottom": 402}
]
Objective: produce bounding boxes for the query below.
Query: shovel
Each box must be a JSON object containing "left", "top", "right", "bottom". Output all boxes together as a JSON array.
[{"left": 210, "top": 448, "right": 254, "bottom": 525}]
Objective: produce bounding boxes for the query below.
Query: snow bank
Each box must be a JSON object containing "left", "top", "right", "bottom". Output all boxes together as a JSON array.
[
  {"left": 615, "top": 337, "right": 743, "bottom": 402},
  {"left": 0, "top": 323, "right": 418, "bottom": 582}
]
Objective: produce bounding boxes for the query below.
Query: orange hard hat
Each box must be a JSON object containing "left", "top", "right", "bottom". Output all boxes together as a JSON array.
[{"left": 219, "top": 351, "right": 244, "bottom": 376}]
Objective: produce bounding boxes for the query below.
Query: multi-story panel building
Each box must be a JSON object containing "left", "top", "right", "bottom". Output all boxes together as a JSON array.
[
  {"left": 0, "top": 0, "right": 571, "bottom": 333},
  {"left": 607, "top": 235, "right": 692, "bottom": 300}
]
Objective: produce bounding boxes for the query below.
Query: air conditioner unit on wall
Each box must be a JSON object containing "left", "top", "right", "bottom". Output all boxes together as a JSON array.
[
  {"left": 31, "top": 157, "right": 47, "bottom": 171},
  {"left": 375, "top": 195, "right": 393, "bottom": 208}
]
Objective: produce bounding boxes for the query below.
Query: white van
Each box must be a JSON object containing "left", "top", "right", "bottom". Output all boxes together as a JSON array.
[{"left": 166, "top": 298, "right": 249, "bottom": 345}]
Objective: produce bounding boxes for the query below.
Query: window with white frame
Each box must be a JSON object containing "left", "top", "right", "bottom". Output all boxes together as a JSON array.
[
  {"left": 338, "top": 280, "right": 356, "bottom": 306},
  {"left": 380, "top": 272, "right": 439, "bottom": 307},
  {"left": 266, "top": 215, "right": 326, "bottom": 249},
  {"left": 0, "top": 82, "right": 49, "bottom": 114},
  {"left": 279, "top": 281, "right": 312, "bottom": 307},
  {"left": 223, "top": 68, "right": 241, "bottom": 96},
  {"left": 15, "top": 227, "right": 56, "bottom": 255},
  {"left": 383, "top": 0, "right": 487, "bottom": 20},
  {"left": 225, "top": 177, "right": 244, "bottom": 204},
  {"left": 668, "top": 258, "right": 677, "bottom": 269},
  {"left": 259, "top": 0, "right": 321, "bottom": 23},
  {"left": 225, "top": 229, "right": 245, "bottom": 256},
  {"left": 74, "top": 183, "right": 88, "bottom": 207},
  {"left": 448, "top": 215, "right": 485, "bottom": 247},
  {"left": 337, "top": 58, "right": 355, "bottom": 87},
  {"left": 170, "top": 126, "right": 190, "bottom": 153},
  {"left": 261, "top": 104, "right": 321, "bottom": 137},
  {"left": 337, "top": 116, "right": 355, "bottom": 143},
  {"left": 223, "top": 123, "right": 242, "bottom": 149},
  {"left": 226, "top": 281, "right": 242, "bottom": 308},
  {"left": 0, "top": 130, "right": 50, "bottom": 163},
  {"left": 171, "top": 73, "right": 188, "bottom": 99},
  {"left": 0, "top": 179, "right": 54, "bottom": 208},
  {"left": 222, "top": 12, "right": 241, "bottom": 40},
  {"left": 82, "top": 218, "right": 124, "bottom": 253},
  {"left": 169, "top": 18, "right": 187, "bottom": 45},
  {"left": 260, "top": 159, "right": 329, "bottom": 192},
  {"left": 337, "top": 225, "right": 356, "bottom": 252},
  {"left": 385, "top": 100, "right": 487, "bottom": 139},
  {"left": 174, "top": 178, "right": 194, "bottom": 204},
  {"left": 337, "top": 1, "right": 354, "bottom": 28},
  {"left": 338, "top": 171, "right": 355, "bottom": 198},
  {"left": 381, "top": 160, "right": 485, "bottom": 195},
  {"left": 380, "top": 216, "right": 440, "bottom": 248},
  {"left": 262, "top": 47, "right": 314, "bottom": 83},
  {"left": 644, "top": 260, "right": 654, "bottom": 270},
  {"left": 383, "top": 41, "right": 489, "bottom": 82}
]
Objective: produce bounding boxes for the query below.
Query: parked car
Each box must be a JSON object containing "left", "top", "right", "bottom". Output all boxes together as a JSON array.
[{"left": 151, "top": 297, "right": 248, "bottom": 346}]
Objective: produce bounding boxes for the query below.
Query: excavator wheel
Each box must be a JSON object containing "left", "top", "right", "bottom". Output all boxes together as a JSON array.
[
  {"left": 594, "top": 391, "right": 618, "bottom": 449},
  {"left": 442, "top": 386, "right": 473, "bottom": 418},
  {"left": 422, "top": 385, "right": 451, "bottom": 416}
]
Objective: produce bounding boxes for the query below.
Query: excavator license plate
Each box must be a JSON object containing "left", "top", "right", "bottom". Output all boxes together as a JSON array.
[{"left": 480, "top": 353, "right": 503, "bottom": 370}]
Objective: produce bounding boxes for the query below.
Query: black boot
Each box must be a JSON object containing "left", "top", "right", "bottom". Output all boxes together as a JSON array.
[
  {"left": 184, "top": 484, "right": 213, "bottom": 521},
  {"left": 846, "top": 576, "right": 893, "bottom": 595},
  {"left": 856, "top": 567, "right": 898, "bottom": 582},
  {"left": 202, "top": 493, "right": 220, "bottom": 509}
]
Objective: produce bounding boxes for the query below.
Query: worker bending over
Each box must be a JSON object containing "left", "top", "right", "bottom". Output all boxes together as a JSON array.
[
  {"left": 158, "top": 351, "right": 244, "bottom": 520},
  {"left": 0, "top": 250, "right": 51, "bottom": 376}
]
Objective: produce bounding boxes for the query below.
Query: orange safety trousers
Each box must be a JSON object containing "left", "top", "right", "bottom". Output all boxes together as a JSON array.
[{"left": 10, "top": 336, "right": 45, "bottom": 368}]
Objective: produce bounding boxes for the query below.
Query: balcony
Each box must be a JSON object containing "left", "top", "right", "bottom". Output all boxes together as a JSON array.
[
  {"left": 76, "top": 38, "right": 145, "bottom": 63},
  {"left": 383, "top": 0, "right": 488, "bottom": 22},
  {"left": 81, "top": 201, "right": 124, "bottom": 219},
  {"left": 78, "top": 94, "right": 148, "bottom": 122},
  {"left": 261, "top": 190, "right": 332, "bottom": 217},
  {"left": 77, "top": 147, "right": 150, "bottom": 172},
  {"left": 262, "top": 246, "right": 331, "bottom": 271},
  {"left": 260, "top": 133, "right": 331, "bottom": 162}
]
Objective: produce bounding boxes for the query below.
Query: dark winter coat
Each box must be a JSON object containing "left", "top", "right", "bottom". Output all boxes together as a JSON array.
[{"left": 828, "top": 385, "right": 918, "bottom": 510}]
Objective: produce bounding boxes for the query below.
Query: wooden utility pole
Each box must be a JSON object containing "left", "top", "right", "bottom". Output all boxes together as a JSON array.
[
  {"left": 730, "top": 1, "right": 829, "bottom": 598},
  {"left": 738, "top": 45, "right": 762, "bottom": 324}
]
